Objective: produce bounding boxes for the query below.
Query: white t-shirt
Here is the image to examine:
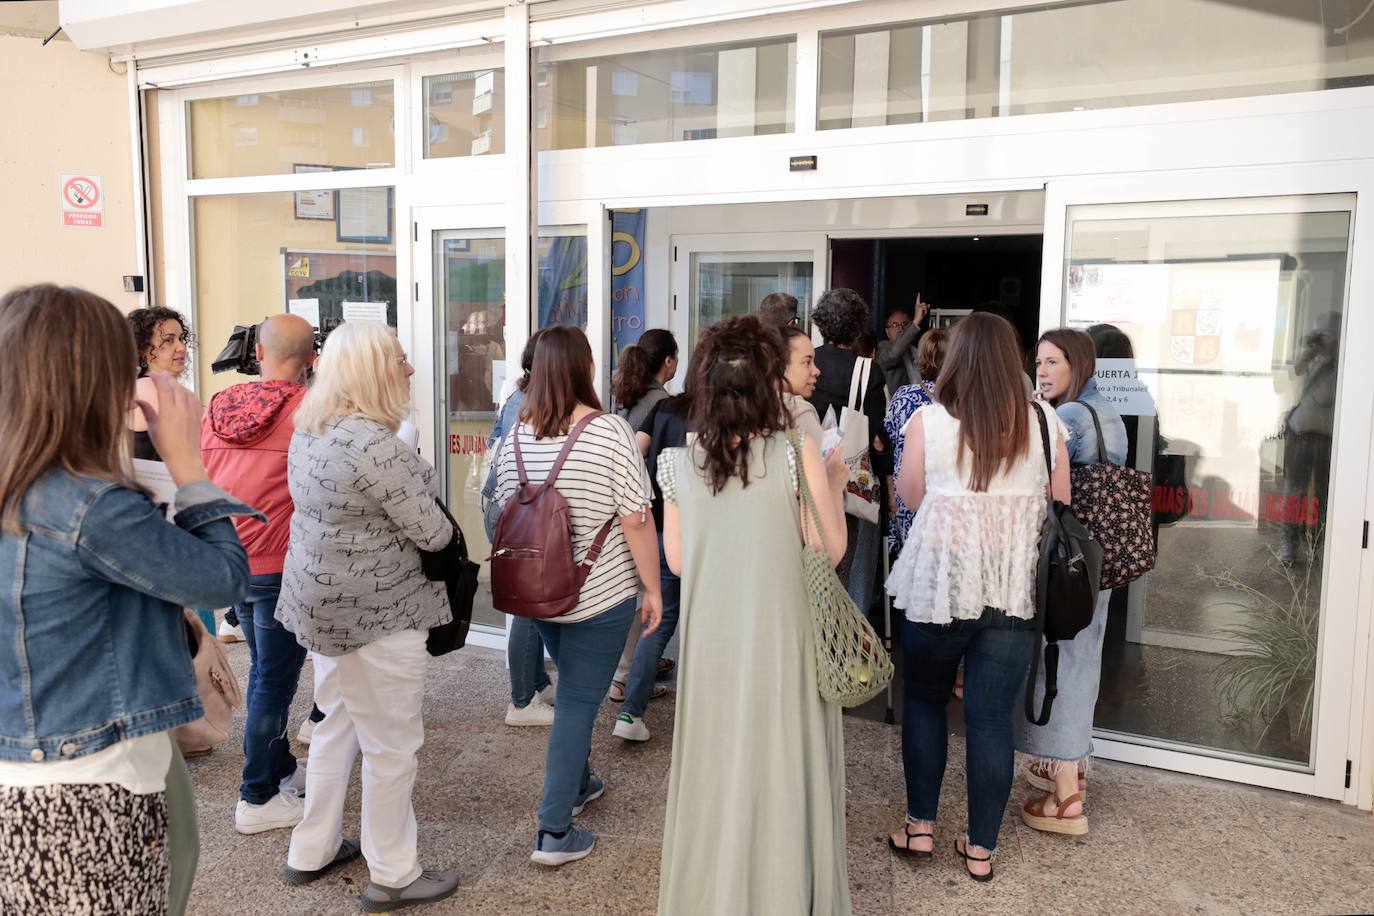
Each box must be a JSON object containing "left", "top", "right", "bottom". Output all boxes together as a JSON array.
[
  {"left": 491, "top": 412, "right": 653, "bottom": 623},
  {"left": 0, "top": 733, "right": 172, "bottom": 795}
]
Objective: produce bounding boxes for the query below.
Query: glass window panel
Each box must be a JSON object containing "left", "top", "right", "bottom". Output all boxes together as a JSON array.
[
  {"left": 537, "top": 37, "right": 796, "bottom": 150},
  {"left": 1064, "top": 203, "right": 1352, "bottom": 769},
  {"left": 819, "top": 1, "right": 1374, "bottom": 129},
  {"left": 437, "top": 234, "right": 507, "bottom": 630},
  {"left": 189, "top": 81, "right": 395, "bottom": 179},
  {"left": 689, "top": 252, "right": 813, "bottom": 344},
  {"left": 424, "top": 69, "right": 506, "bottom": 159},
  {"left": 192, "top": 188, "right": 396, "bottom": 398}
]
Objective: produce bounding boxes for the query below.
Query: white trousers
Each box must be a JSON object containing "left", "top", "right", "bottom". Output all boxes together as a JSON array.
[{"left": 286, "top": 629, "right": 428, "bottom": 889}]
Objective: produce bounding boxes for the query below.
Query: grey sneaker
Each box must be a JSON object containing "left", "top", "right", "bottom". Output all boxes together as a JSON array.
[
  {"left": 360, "top": 870, "right": 459, "bottom": 912},
  {"left": 281, "top": 837, "right": 361, "bottom": 885},
  {"left": 530, "top": 825, "right": 596, "bottom": 866},
  {"left": 571, "top": 774, "right": 604, "bottom": 816}
]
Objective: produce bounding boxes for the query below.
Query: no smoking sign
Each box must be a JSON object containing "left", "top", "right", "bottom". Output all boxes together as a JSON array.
[{"left": 60, "top": 174, "right": 103, "bottom": 228}]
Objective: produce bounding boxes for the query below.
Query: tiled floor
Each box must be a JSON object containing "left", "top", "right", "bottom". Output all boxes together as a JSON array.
[{"left": 186, "top": 644, "right": 1374, "bottom": 915}]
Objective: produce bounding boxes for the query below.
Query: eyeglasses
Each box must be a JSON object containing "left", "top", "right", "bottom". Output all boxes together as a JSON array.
[{"left": 886, "top": 320, "right": 911, "bottom": 332}]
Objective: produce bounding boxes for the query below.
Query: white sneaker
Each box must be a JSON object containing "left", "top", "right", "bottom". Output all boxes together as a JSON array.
[
  {"left": 235, "top": 791, "right": 303, "bottom": 835},
  {"left": 505, "top": 695, "right": 556, "bottom": 727},
  {"left": 537, "top": 681, "right": 557, "bottom": 706},
  {"left": 217, "top": 620, "right": 245, "bottom": 643},
  {"left": 613, "top": 713, "right": 650, "bottom": 742},
  {"left": 278, "top": 760, "right": 306, "bottom": 798},
  {"left": 296, "top": 718, "right": 316, "bottom": 746}
]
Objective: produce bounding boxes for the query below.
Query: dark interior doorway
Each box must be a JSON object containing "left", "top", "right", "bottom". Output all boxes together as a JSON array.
[
  {"left": 830, "top": 233, "right": 1044, "bottom": 728},
  {"left": 830, "top": 234, "right": 1044, "bottom": 353}
]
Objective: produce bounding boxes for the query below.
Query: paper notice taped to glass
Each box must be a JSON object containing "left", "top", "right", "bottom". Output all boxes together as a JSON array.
[
  {"left": 1094, "top": 358, "right": 1157, "bottom": 416},
  {"left": 287, "top": 298, "right": 321, "bottom": 329},
  {"left": 342, "top": 301, "right": 388, "bottom": 323}
]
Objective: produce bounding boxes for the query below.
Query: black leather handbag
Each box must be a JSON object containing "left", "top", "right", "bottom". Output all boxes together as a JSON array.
[
  {"left": 1025, "top": 406, "right": 1103, "bottom": 726},
  {"left": 419, "top": 500, "right": 480, "bottom": 657}
]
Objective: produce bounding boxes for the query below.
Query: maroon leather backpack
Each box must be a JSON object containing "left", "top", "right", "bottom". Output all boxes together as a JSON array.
[{"left": 489, "top": 412, "right": 615, "bottom": 619}]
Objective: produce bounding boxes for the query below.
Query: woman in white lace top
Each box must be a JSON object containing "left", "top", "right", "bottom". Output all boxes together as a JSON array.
[{"left": 884, "top": 312, "right": 1069, "bottom": 882}]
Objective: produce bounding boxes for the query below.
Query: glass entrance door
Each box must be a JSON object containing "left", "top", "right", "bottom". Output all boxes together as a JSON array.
[
  {"left": 1043, "top": 187, "right": 1366, "bottom": 797},
  {"left": 671, "top": 233, "right": 828, "bottom": 354},
  {"left": 433, "top": 231, "right": 507, "bottom": 631}
]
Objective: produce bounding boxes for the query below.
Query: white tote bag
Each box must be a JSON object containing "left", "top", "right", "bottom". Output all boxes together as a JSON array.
[{"left": 839, "top": 357, "right": 881, "bottom": 524}]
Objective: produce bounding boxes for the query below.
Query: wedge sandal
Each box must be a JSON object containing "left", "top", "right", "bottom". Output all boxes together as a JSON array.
[
  {"left": 1024, "top": 760, "right": 1088, "bottom": 796},
  {"left": 1021, "top": 790, "right": 1089, "bottom": 836}
]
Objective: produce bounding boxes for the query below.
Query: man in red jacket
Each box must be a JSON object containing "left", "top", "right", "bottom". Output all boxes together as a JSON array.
[{"left": 201, "top": 314, "right": 316, "bottom": 836}]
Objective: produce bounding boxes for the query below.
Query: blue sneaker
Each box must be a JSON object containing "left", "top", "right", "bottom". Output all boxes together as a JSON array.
[
  {"left": 571, "top": 774, "right": 604, "bottom": 816},
  {"left": 530, "top": 825, "right": 596, "bottom": 866}
]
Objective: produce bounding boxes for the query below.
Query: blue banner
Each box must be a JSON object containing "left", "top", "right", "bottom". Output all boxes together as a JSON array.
[
  {"left": 538, "top": 235, "right": 588, "bottom": 330},
  {"left": 611, "top": 209, "right": 646, "bottom": 371}
]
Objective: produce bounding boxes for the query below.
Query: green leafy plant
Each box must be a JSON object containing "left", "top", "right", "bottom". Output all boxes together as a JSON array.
[{"left": 1205, "top": 532, "right": 1320, "bottom": 751}]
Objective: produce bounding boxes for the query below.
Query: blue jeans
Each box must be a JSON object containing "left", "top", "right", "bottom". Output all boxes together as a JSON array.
[
  {"left": 509, "top": 616, "right": 552, "bottom": 707},
  {"left": 901, "top": 607, "right": 1035, "bottom": 851},
  {"left": 487, "top": 496, "right": 552, "bottom": 709},
  {"left": 532, "top": 596, "right": 637, "bottom": 833},
  {"left": 622, "top": 535, "right": 679, "bottom": 718},
  {"left": 238, "top": 574, "right": 307, "bottom": 804}
]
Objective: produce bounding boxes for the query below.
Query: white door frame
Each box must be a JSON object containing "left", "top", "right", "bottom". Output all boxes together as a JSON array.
[
  {"left": 668, "top": 231, "right": 830, "bottom": 366},
  {"left": 1041, "top": 163, "right": 1374, "bottom": 802}
]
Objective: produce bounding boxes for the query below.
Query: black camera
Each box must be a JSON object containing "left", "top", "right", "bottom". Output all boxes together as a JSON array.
[
  {"left": 211, "top": 321, "right": 327, "bottom": 376},
  {"left": 211, "top": 324, "right": 261, "bottom": 375}
]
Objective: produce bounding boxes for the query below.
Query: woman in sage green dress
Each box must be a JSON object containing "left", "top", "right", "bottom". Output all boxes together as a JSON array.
[{"left": 657, "top": 316, "right": 851, "bottom": 915}]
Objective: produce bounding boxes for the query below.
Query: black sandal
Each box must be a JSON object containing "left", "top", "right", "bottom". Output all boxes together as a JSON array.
[
  {"left": 887, "top": 821, "right": 933, "bottom": 860},
  {"left": 954, "top": 836, "right": 994, "bottom": 883}
]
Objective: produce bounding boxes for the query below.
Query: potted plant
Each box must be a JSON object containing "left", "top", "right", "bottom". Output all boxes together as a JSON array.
[{"left": 1206, "top": 531, "right": 1320, "bottom": 754}]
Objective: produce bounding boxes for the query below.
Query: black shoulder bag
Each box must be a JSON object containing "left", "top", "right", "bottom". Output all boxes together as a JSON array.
[
  {"left": 419, "top": 499, "right": 481, "bottom": 657},
  {"left": 1025, "top": 406, "right": 1103, "bottom": 725}
]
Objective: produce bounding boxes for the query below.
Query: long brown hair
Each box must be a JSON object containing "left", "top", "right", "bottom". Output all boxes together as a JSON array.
[
  {"left": 686, "top": 316, "right": 787, "bottom": 493},
  {"left": 1037, "top": 328, "right": 1097, "bottom": 407},
  {"left": 934, "top": 312, "right": 1030, "bottom": 492},
  {"left": 521, "top": 326, "right": 603, "bottom": 438},
  {"left": 0, "top": 285, "right": 139, "bottom": 531},
  {"left": 611, "top": 328, "right": 677, "bottom": 410}
]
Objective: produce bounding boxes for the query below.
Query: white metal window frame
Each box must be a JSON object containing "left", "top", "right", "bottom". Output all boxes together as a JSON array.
[
  {"left": 1041, "top": 171, "right": 1374, "bottom": 807},
  {"left": 157, "top": 63, "right": 414, "bottom": 390},
  {"left": 409, "top": 49, "right": 509, "bottom": 179}
]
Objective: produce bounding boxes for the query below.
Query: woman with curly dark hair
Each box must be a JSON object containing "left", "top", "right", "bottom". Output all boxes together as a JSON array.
[
  {"left": 806, "top": 287, "right": 889, "bottom": 617},
  {"left": 610, "top": 328, "right": 678, "bottom": 430},
  {"left": 657, "top": 315, "right": 851, "bottom": 915},
  {"left": 126, "top": 307, "right": 196, "bottom": 461}
]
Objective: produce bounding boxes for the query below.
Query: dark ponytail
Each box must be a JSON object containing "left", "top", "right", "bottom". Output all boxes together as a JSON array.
[
  {"left": 612, "top": 328, "right": 678, "bottom": 411},
  {"left": 686, "top": 316, "right": 787, "bottom": 494}
]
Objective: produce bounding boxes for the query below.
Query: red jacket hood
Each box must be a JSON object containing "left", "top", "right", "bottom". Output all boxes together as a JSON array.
[{"left": 207, "top": 381, "right": 305, "bottom": 446}]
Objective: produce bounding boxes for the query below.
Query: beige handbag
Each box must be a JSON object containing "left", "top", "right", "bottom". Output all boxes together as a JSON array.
[{"left": 171, "top": 610, "right": 242, "bottom": 758}]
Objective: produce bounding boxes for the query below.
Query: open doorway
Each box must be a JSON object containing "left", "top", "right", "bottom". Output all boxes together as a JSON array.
[{"left": 830, "top": 234, "right": 1044, "bottom": 352}]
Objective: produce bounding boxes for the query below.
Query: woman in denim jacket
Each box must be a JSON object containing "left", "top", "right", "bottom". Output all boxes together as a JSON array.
[
  {"left": 0, "top": 285, "right": 257, "bottom": 914},
  {"left": 1016, "top": 327, "right": 1127, "bottom": 837}
]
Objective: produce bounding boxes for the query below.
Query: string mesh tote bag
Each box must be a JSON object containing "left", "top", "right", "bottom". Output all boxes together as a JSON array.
[
  {"left": 1067, "top": 402, "right": 1155, "bottom": 590},
  {"left": 789, "top": 431, "right": 893, "bottom": 708}
]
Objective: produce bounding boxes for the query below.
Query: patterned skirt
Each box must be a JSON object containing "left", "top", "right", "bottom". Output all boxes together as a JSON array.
[{"left": 0, "top": 783, "right": 169, "bottom": 915}]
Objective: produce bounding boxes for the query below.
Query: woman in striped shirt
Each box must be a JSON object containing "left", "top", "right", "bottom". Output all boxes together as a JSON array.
[{"left": 489, "top": 327, "right": 663, "bottom": 867}]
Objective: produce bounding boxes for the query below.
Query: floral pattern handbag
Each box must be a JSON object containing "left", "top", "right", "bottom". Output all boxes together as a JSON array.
[{"left": 1070, "top": 403, "right": 1156, "bottom": 590}]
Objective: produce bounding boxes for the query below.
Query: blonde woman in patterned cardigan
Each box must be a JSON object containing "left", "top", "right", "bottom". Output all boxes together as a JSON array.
[{"left": 276, "top": 321, "right": 459, "bottom": 912}]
